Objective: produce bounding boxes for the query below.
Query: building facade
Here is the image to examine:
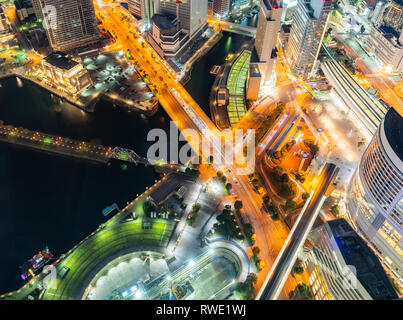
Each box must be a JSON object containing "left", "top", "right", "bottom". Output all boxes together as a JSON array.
[
  {"left": 383, "top": 0, "right": 403, "bottom": 34},
  {"left": 306, "top": 219, "right": 398, "bottom": 300},
  {"left": 148, "top": 13, "right": 189, "bottom": 58},
  {"left": 254, "top": 0, "right": 282, "bottom": 81},
  {"left": 0, "top": 5, "right": 10, "bottom": 35},
  {"left": 14, "top": 0, "right": 36, "bottom": 23},
  {"left": 157, "top": 0, "right": 208, "bottom": 38},
  {"left": 371, "top": 1, "right": 387, "bottom": 26},
  {"left": 285, "top": 0, "right": 333, "bottom": 78},
  {"left": 32, "top": 0, "right": 99, "bottom": 52},
  {"left": 128, "top": 0, "right": 157, "bottom": 20},
  {"left": 213, "top": 0, "right": 231, "bottom": 17},
  {"left": 42, "top": 51, "right": 93, "bottom": 94},
  {"left": 347, "top": 107, "right": 403, "bottom": 288},
  {"left": 365, "top": 25, "right": 403, "bottom": 72}
]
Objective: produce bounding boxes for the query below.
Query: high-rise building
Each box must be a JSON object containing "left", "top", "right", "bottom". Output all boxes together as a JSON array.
[
  {"left": 383, "top": 0, "right": 403, "bottom": 33},
  {"left": 365, "top": 25, "right": 403, "bottom": 72},
  {"left": 0, "top": 5, "right": 10, "bottom": 35},
  {"left": 371, "top": 1, "right": 387, "bottom": 26},
  {"left": 157, "top": 0, "right": 208, "bottom": 38},
  {"left": 306, "top": 219, "right": 398, "bottom": 300},
  {"left": 32, "top": 0, "right": 99, "bottom": 52},
  {"left": 14, "top": 0, "right": 36, "bottom": 23},
  {"left": 254, "top": 0, "right": 282, "bottom": 81},
  {"left": 285, "top": 0, "right": 333, "bottom": 78},
  {"left": 128, "top": 0, "right": 157, "bottom": 20},
  {"left": 213, "top": 0, "right": 231, "bottom": 17},
  {"left": 347, "top": 107, "right": 403, "bottom": 288}
]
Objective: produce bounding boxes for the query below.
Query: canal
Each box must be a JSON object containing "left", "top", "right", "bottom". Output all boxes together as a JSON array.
[
  {"left": 0, "top": 31, "right": 251, "bottom": 294},
  {"left": 185, "top": 32, "right": 253, "bottom": 117}
]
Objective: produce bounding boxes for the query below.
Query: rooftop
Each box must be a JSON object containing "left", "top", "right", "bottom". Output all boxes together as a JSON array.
[
  {"left": 383, "top": 107, "right": 403, "bottom": 162},
  {"left": 44, "top": 52, "right": 79, "bottom": 70},
  {"left": 152, "top": 14, "right": 177, "bottom": 32},
  {"left": 328, "top": 219, "right": 398, "bottom": 300}
]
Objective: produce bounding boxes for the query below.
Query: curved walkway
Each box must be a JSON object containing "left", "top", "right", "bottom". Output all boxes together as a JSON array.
[{"left": 208, "top": 237, "right": 251, "bottom": 282}]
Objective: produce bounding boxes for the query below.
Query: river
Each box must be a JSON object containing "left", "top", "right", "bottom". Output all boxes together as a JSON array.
[{"left": 0, "top": 31, "right": 250, "bottom": 294}]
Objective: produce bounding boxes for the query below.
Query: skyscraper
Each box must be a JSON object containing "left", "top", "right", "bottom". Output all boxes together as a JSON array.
[
  {"left": 371, "top": 1, "right": 387, "bottom": 26},
  {"left": 285, "top": 0, "right": 333, "bottom": 78},
  {"left": 157, "top": 0, "right": 208, "bottom": 38},
  {"left": 0, "top": 5, "right": 10, "bottom": 35},
  {"left": 213, "top": 0, "right": 231, "bottom": 17},
  {"left": 347, "top": 107, "right": 403, "bottom": 289},
  {"left": 32, "top": 0, "right": 99, "bottom": 52},
  {"left": 306, "top": 219, "right": 398, "bottom": 300},
  {"left": 254, "top": 0, "right": 282, "bottom": 81},
  {"left": 128, "top": 0, "right": 157, "bottom": 20}
]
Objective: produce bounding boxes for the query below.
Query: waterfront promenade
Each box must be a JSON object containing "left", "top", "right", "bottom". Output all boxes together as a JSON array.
[{"left": 0, "top": 67, "right": 157, "bottom": 115}]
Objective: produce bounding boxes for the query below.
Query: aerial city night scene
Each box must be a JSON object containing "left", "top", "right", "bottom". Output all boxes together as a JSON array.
[{"left": 0, "top": 0, "right": 402, "bottom": 308}]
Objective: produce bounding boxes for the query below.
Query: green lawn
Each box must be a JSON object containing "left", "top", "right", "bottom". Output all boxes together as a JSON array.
[{"left": 43, "top": 218, "right": 174, "bottom": 300}]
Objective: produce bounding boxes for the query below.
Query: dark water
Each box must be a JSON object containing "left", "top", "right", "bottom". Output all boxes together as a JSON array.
[
  {"left": 0, "top": 31, "right": 250, "bottom": 294},
  {"left": 0, "top": 78, "right": 165, "bottom": 293}
]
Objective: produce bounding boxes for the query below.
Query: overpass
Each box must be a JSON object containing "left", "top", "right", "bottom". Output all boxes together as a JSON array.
[
  {"left": 257, "top": 163, "right": 339, "bottom": 300},
  {"left": 207, "top": 18, "right": 257, "bottom": 37},
  {"left": 320, "top": 44, "right": 389, "bottom": 135}
]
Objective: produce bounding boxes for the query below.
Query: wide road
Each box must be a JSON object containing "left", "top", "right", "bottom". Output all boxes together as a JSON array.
[
  {"left": 95, "top": 0, "right": 293, "bottom": 295},
  {"left": 257, "top": 163, "right": 338, "bottom": 300}
]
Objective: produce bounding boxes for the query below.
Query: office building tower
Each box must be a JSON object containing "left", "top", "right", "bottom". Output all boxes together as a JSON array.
[
  {"left": 246, "top": 63, "right": 262, "bottom": 100},
  {"left": 285, "top": 0, "right": 333, "bottom": 78},
  {"left": 371, "top": 1, "right": 387, "bottom": 26},
  {"left": 14, "top": 0, "right": 36, "bottom": 23},
  {"left": 347, "top": 107, "right": 403, "bottom": 289},
  {"left": 254, "top": 0, "right": 282, "bottom": 81},
  {"left": 365, "top": 25, "right": 403, "bottom": 72},
  {"left": 157, "top": 0, "right": 208, "bottom": 38},
  {"left": 128, "top": 0, "right": 157, "bottom": 20},
  {"left": 213, "top": 0, "right": 231, "bottom": 17},
  {"left": 383, "top": 0, "right": 403, "bottom": 33},
  {"left": 0, "top": 5, "right": 10, "bottom": 34},
  {"left": 306, "top": 219, "right": 398, "bottom": 300},
  {"left": 32, "top": 0, "right": 99, "bottom": 52}
]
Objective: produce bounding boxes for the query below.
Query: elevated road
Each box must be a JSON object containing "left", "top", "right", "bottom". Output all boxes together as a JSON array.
[
  {"left": 257, "top": 163, "right": 339, "bottom": 300},
  {"left": 321, "top": 44, "right": 389, "bottom": 135},
  {"left": 207, "top": 18, "right": 257, "bottom": 37}
]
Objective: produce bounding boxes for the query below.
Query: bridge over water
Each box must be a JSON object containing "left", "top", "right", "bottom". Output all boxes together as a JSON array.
[
  {"left": 207, "top": 18, "right": 257, "bottom": 37},
  {"left": 0, "top": 123, "right": 183, "bottom": 170}
]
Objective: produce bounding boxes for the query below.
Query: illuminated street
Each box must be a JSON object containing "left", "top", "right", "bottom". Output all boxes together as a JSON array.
[{"left": 0, "top": 0, "right": 401, "bottom": 306}]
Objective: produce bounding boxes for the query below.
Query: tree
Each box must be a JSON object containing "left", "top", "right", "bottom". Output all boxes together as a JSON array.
[
  {"left": 280, "top": 173, "right": 290, "bottom": 183},
  {"left": 330, "top": 204, "right": 340, "bottom": 217},
  {"left": 252, "top": 246, "right": 260, "bottom": 256},
  {"left": 226, "top": 183, "right": 233, "bottom": 191},
  {"left": 292, "top": 259, "right": 304, "bottom": 275},
  {"left": 234, "top": 200, "right": 243, "bottom": 211},
  {"left": 302, "top": 192, "right": 310, "bottom": 202},
  {"left": 246, "top": 273, "right": 258, "bottom": 285},
  {"left": 262, "top": 194, "right": 270, "bottom": 205},
  {"left": 295, "top": 171, "right": 306, "bottom": 183},
  {"left": 285, "top": 199, "right": 297, "bottom": 212}
]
